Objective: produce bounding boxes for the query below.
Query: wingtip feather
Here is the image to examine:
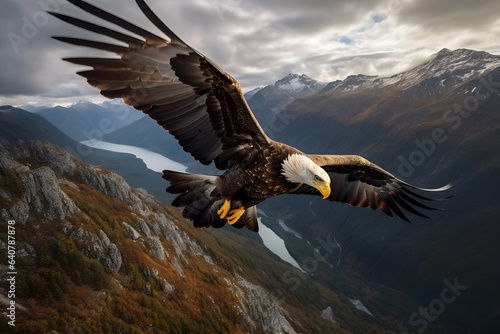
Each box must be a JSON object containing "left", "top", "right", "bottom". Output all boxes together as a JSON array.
[
  {"left": 135, "top": 0, "right": 185, "bottom": 45},
  {"left": 404, "top": 180, "right": 455, "bottom": 192}
]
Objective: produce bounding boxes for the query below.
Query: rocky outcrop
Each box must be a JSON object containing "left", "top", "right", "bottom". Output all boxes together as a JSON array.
[
  {"left": 146, "top": 236, "right": 166, "bottom": 260},
  {"left": 148, "top": 212, "right": 211, "bottom": 262},
  {"left": 0, "top": 140, "right": 79, "bottom": 225},
  {"left": 71, "top": 228, "right": 122, "bottom": 272},
  {"left": 142, "top": 267, "right": 175, "bottom": 295},
  {"left": 121, "top": 221, "right": 141, "bottom": 240},
  {"left": 225, "top": 274, "right": 297, "bottom": 334},
  {"left": 74, "top": 165, "right": 151, "bottom": 216},
  {"left": 20, "top": 166, "right": 80, "bottom": 221},
  {"left": 11, "top": 140, "right": 77, "bottom": 174},
  {"left": 321, "top": 306, "right": 335, "bottom": 323},
  {"left": 1, "top": 200, "right": 30, "bottom": 227},
  {"left": 136, "top": 218, "right": 152, "bottom": 237}
]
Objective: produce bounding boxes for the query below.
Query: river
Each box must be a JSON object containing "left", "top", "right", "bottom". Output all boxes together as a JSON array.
[{"left": 80, "top": 139, "right": 187, "bottom": 173}]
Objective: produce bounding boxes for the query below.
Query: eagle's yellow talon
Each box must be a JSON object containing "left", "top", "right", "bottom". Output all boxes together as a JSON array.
[
  {"left": 227, "top": 207, "right": 245, "bottom": 225},
  {"left": 217, "top": 200, "right": 231, "bottom": 219}
]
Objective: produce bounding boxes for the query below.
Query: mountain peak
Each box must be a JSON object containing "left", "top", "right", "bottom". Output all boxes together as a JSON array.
[
  {"left": 274, "top": 73, "right": 326, "bottom": 92},
  {"left": 72, "top": 100, "right": 94, "bottom": 106},
  {"left": 245, "top": 73, "right": 326, "bottom": 132},
  {"left": 276, "top": 73, "right": 311, "bottom": 83},
  {"left": 321, "top": 74, "right": 378, "bottom": 93},
  {"left": 415, "top": 48, "right": 500, "bottom": 85},
  {"left": 436, "top": 48, "right": 452, "bottom": 55},
  {"left": 70, "top": 100, "right": 101, "bottom": 111},
  {"left": 429, "top": 48, "right": 500, "bottom": 66}
]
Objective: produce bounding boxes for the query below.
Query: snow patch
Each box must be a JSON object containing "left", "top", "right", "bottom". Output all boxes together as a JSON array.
[{"left": 348, "top": 298, "right": 374, "bottom": 316}]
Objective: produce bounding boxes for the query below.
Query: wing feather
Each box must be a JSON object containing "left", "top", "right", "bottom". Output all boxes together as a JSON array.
[
  {"left": 52, "top": 36, "right": 129, "bottom": 53},
  {"left": 66, "top": 0, "right": 167, "bottom": 44},
  {"left": 51, "top": 0, "right": 268, "bottom": 168},
  {"left": 49, "top": 12, "right": 144, "bottom": 46},
  {"left": 64, "top": 57, "right": 128, "bottom": 69},
  {"left": 294, "top": 155, "right": 453, "bottom": 222}
]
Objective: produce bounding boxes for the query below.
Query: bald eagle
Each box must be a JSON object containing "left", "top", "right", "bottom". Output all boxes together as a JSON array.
[{"left": 51, "top": 0, "right": 452, "bottom": 232}]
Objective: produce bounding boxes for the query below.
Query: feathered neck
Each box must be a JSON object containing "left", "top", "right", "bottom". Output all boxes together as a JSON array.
[{"left": 281, "top": 153, "right": 316, "bottom": 184}]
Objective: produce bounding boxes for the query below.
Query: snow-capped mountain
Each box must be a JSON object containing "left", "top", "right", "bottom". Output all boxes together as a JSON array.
[
  {"left": 246, "top": 73, "right": 326, "bottom": 137},
  {"left": 274, "top": 73, "right": 326, "bottom": 93},
  {"left": 399, "top": 48, "right": 500, "bottom": 86},
  {"left": 321, "top": 74, "right": 378, "bottom": 93},
  {"left": 321, "top": 48, "right": 500, "bottom": 95}
]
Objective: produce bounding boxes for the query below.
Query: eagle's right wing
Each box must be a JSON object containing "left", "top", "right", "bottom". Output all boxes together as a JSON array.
[{"left": 51, "top": 0, "right": 270, "bottom": 169}]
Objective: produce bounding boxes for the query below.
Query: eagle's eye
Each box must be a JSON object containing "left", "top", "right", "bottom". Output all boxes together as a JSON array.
[{"left": 314, "top": 175, "right": 323, "bottom": 183}]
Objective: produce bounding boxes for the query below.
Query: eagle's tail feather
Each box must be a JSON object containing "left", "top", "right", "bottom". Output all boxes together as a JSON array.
[
  {"left": 162, "top": 170, "right": 222, "bottom": 227},
  {"left": 162, "top": 170, "right": 258, "bottom": 231}
]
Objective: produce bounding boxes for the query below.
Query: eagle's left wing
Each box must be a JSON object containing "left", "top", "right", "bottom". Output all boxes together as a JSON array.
[{"left": 293, "top": 155, "right": 453, "bottom": 222}]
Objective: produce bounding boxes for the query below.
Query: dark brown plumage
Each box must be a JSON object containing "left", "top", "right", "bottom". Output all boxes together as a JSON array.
[{"left": 52, "top": 0, "right": 453, "bottom": 232}]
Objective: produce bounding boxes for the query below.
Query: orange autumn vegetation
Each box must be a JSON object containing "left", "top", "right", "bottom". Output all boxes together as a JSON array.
[{"left": 0, "top": 163, "right": 369, "bottom": 334}]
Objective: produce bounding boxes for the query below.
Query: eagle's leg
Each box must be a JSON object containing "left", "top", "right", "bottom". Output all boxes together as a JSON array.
[
  {"left": 227, "top": 207, "right": 245, "bottom": 225},
  {"left": 217, "top": 199, "right": 231, "bottom": 219},
  {"left": 217, "top": 200, "right": 245, "bottom": 224}
]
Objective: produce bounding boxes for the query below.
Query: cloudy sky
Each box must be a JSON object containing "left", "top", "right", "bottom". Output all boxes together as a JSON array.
[{"left": 1, "top": 0, "right": 500, "bottom": 106}]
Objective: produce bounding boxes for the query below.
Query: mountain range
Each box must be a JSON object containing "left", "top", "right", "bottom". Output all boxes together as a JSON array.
[
  {"left": 262, "top": 48, "right": 500, "bottom": 333},
  {"left": 32, "top": 100, "right": 143, "bottom": 142},
  {"left": 1, "top": 47, "right": 500, "bottom": 333}
]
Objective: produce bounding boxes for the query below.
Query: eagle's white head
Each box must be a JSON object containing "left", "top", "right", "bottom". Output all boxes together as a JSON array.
[{"left": 281, "top": 153, "right": 331, "bottom": 199}]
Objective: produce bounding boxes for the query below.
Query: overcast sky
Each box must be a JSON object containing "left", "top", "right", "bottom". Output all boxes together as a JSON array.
[{"left": 1, "top": 0, "right": 500, "bottom": 106}]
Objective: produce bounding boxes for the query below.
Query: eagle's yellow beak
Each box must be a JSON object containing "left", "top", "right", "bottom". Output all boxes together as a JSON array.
[{"left": 313, "top": 181, "right": 331, "bottom": 199}]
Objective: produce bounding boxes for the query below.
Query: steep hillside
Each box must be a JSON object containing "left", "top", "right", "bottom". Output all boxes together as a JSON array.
[
  {"left": 0, "top": 140, "right": 392, "bottom": 334},
  {"left": 0, "top": 105, "right": 73, "bottom": 147}
]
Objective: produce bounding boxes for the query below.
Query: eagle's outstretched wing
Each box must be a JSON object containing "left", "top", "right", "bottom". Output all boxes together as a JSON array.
[
  {"left": 294, "top": 155, "right": 453, "bottom": 222},
  {"left": 50, "top": 0, "right": 269, "bottom": 169}
]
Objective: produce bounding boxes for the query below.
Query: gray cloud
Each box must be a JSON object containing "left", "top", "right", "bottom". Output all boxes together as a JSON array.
[
  {"left": 0, "top": 0, "right": 499, "bottom": 106},
  {"left": 399, "top": 0, "right": 500, "bottom": 31}
]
